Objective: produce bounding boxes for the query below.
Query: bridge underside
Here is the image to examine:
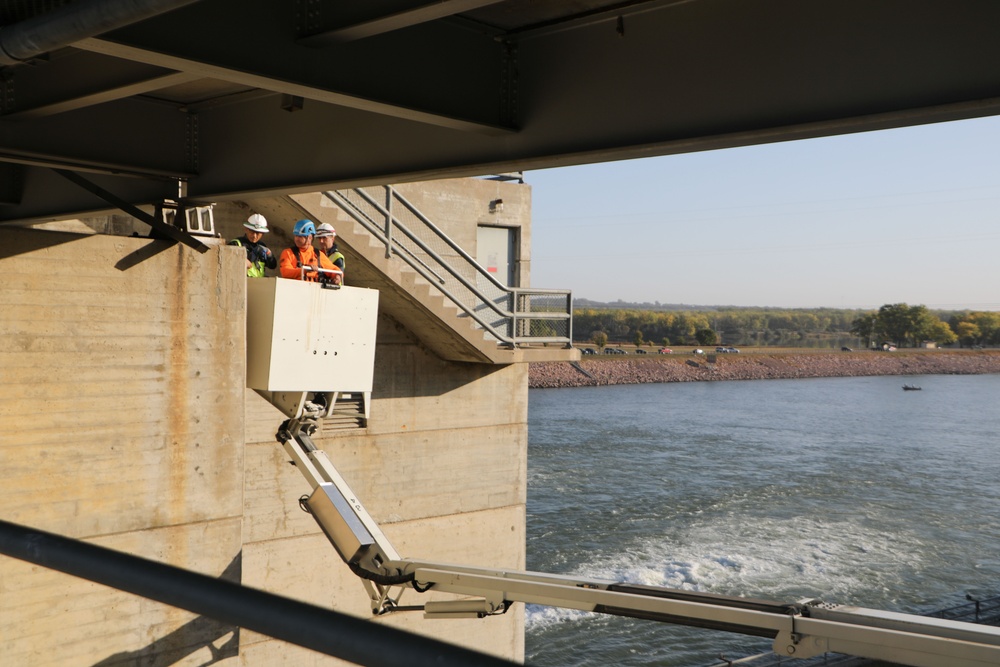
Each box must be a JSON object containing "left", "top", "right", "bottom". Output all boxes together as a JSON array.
[{"left": 2, "top": 0, "right": 1000, "bottom": 222}]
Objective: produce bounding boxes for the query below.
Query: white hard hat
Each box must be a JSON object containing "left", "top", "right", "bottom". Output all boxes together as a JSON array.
[
  {"left": 244, "top": 213, "right": 269, "bottom": 233},
  {"left": 315, "top": 222, "right": 336, "bottom": 237}
]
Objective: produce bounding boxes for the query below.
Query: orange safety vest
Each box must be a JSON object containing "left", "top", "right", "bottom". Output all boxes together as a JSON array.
[{"left": 279, "top": 245, "right": 336, "bottom": 282}]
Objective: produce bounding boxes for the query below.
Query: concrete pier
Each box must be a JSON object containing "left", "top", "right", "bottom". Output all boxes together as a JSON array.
[{"left": 0, "top": 177, "right": 552, "bottom": 665}]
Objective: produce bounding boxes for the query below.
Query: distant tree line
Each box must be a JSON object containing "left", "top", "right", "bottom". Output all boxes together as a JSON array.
[
  {"left": 575, "top": 307, "right": 867, "bottom": 348},
  {"left": 849, "top": 304, "right": 955, "bottom": 348},
  {"left": 849, "top": 304, "right": 1000, "bottom": 348},
  {"left": 575, "top": 304, "right": 994, "bottom": 349},
  {"left": 948, "top": 311, "right": 1000, "bottom": 347}
]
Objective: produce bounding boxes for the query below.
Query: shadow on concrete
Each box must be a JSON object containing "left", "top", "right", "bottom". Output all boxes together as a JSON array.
[
  {"left": 90, "top": 553, "right": 242, "bottom": 667},
  {"left": 0, "top": 225, "right": 176, "bottom": 272},
  {"left": 0, "top": 226, "right": 92, "bottom": 260},
  {"left": 113, "top": 237, "right": 174, "bottom": 271}
]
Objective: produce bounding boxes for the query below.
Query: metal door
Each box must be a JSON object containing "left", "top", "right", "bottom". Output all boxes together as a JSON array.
[{"left": 477, "top": 225, "right": 516, "bottom": 286}]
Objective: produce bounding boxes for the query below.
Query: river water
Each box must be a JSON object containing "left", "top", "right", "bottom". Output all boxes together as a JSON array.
[{"left": 525, "top": 374, "right": 1000, "bottom": 666}]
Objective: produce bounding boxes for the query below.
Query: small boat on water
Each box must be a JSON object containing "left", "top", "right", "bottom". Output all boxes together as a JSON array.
[{"left": 902, "top": 384, "right": 922, "bottom": 391}]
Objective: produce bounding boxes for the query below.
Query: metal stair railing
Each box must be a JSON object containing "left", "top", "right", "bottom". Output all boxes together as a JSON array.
[{"left": 324, "top": 187, "right": 572, "bottom": 348}]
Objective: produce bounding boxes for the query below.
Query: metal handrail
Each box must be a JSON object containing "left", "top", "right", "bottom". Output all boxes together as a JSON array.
[
  {"left": 324, "top": 187, "right": 573, "bottom": 348},
  {"left": 326, "top": 190, "right": 516, "bottom": 343},
  {"left": 341, "top": 188, "right": 513, "bottom": 319},
  {"left": 388, "top": 188, "right": 513, "bottom": 295}
]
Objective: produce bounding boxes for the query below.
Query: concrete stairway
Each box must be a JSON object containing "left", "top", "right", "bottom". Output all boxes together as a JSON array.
[{"left": 246, "top": 192, "right": 574, "bottom": 365}]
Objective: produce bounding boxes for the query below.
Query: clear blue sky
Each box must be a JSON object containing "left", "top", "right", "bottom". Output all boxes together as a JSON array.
[{"left": 526, "top": 115, "right": 1000, "bottom": 311}]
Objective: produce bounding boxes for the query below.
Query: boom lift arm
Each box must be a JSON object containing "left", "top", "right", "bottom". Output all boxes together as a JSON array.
[
  {"left": 250, "top": 279, "right": 1000, "bottom": 667},
  {"left": 279, "top": 420, "right": 1000, "bottom": 667}
]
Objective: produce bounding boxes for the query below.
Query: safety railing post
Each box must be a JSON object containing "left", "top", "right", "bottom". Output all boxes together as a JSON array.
[
  {"left": 566, "top": 292, "right": 574, "bottom": 347},
  {"left": 511, "top": 291, "right": 519, "bottom": 341},
  {"left": 384, "top": 186, "right": 393, "bottom": 258}
]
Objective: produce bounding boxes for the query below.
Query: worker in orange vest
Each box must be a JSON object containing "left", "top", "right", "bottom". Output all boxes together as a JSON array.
[{"left": 279, "top": 219, "right": 340, "bottom": 283}]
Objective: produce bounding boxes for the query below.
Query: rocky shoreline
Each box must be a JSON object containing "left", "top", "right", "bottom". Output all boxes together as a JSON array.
[{"left": 529, "top": 351, "right": 1000, "bottom": 388}]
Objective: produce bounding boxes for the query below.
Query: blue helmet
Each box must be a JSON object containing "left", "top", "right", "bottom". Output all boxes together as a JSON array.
[{"left": 293, "top": 219, "right": 316, "bottom": 237}]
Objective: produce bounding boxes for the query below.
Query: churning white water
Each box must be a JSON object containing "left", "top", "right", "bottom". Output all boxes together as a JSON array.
[{"left": 526, "top": 374, "right": 1000, "bottom": 666}]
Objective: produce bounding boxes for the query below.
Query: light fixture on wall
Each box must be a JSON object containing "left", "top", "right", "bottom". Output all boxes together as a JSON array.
[{"left": 489, "top": 198, "right": 503, "bottom": 213}]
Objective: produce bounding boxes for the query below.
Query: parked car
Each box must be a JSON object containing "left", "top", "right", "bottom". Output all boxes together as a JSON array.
[
  {"left": 635, "top": 348, "right": 647, "bottom": 354},
  {"left": 727, "top": 347, "right": 740, "bottom": 353},
  {"left": 581, "top": 348, "right": 596, "bottom": 355},
  {"left": 603, "top": 348, "right": 616, "bottom": 355},
  {"left": 841, "top": 346, "right": 853, "bottom": 352},
  {"left": 658, "top": 347, "right": 672, "bottom": 354},
  {"left": 693, "top": 349, "right": 704, "bottom": 355},
  {"left": 716, "top": 346, "right": 728, "bottom": 353}
]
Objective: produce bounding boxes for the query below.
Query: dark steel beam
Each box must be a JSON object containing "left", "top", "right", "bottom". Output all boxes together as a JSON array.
[
  {"left": 0, "top": 0, "right": 204, "bottom": 66},
  {"left": 75, "top": 37, "right": 513, "bottom": 135},
  {"left": 300, "top": 0, "right": 507, "bottom": 46},
  {"left": 2, "top": 71, "right": 199, "bottom": 120},
  {"left": 0, "top": 146, "right": 190, "bottom": 180},
  {"left": 0, "top": 519, "right": 521, "bottom": 667},
  {"left": 60, "top": 0, "right": 513, "bottom": 134}
]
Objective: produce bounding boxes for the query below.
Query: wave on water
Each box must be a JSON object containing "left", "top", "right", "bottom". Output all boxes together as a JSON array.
[
  {"left": 526, "top": 376, "right": 1000, "bottom": 665},
  {"left": 526, "top": 513, "right": 933, "bottom": 631}
]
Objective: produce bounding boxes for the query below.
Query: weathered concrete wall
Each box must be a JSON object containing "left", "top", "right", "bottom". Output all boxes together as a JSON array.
[
  {"left": 1, "top": 181, "right": 530, "bottom": 664},
  {"left": 0, "top": 228, "right": 247, "bottom": 665}
]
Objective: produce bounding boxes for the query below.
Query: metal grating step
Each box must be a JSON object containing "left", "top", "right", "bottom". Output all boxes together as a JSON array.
[{"left": 318, "top": 394, "right": 368, "bottom": 433}]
